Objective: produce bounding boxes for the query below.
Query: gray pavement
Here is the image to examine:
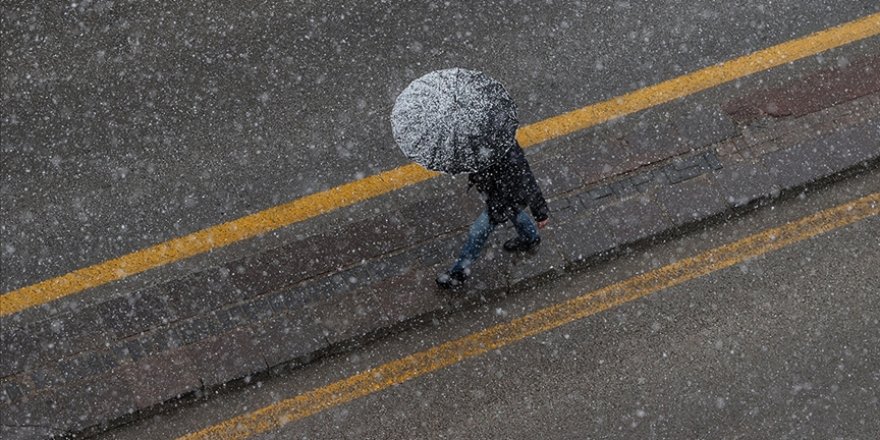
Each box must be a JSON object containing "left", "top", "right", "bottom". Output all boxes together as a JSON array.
[
  {"left": 1, "top": 57, "right": 877, "bottom": 437},
  {"left": 2, "top": 0, "right": 878, "bottom": 291},
  {"left": 3, "top": 3, "right": 880, "bottom": 438},
  {"left": 97, "top": 156, "right": 880, "bottom": 440}
]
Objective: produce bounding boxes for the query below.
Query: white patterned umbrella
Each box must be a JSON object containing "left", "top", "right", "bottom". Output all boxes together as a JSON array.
[{"left": 391, "top": 68, "right": 518, "bottom": 174}]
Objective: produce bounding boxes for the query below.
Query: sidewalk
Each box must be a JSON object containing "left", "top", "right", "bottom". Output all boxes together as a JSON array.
[{"left": 2, "top": 55, "right": 879, "bottom": 439}]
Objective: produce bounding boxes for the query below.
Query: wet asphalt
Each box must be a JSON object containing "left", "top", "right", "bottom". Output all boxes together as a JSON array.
[
  {"left": 3, "top": 1, "right": 879, "bottom": 292},
  {"left": 97, "top": 159, "right": 880, "bottom": 439}
]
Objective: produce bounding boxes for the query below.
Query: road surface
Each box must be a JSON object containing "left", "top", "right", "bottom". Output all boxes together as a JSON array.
[{"left": 3, "top": 0, "right": 878, "bottom": 292}]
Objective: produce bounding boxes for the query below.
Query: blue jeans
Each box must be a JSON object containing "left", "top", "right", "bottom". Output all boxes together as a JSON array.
[{"left": 451, "top": 209, "right": 539, "bottom": 274}]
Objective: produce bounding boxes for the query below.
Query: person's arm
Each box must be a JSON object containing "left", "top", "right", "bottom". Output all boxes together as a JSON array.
[
  {"left": 525, "top": 171, "right": 549, "bottom": 224},
  {"left": 511, "top": 145, "right": 549, "bottom": 227},
  {"left": 529, "top": 192, "right": 549, "bottom": 226}
]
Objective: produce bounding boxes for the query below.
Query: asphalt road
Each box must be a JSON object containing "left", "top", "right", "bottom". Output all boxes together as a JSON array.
[
  {"left": 3, "top": 1, "right": 879, "bottom": 292},
  {"left": 97, "top": 161, "right": 880, "bottom": 439}
]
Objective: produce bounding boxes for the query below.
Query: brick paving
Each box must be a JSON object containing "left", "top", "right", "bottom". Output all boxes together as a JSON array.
[
  {"left": 2, "top": 68, "right": 879, "bottom": 438},
  {"left": 722, "top": 54, "right": 880, "bottom": 124}
]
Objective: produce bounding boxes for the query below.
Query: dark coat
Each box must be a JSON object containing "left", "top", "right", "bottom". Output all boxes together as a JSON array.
[{"left": 468, "top": 143, "right": 549, "bottom": 225}]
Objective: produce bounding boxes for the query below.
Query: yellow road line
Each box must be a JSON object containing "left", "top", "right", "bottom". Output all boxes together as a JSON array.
[
  {"left": 0, "top": 164, "right": 437, "bottom": 316},
  {"left": 179, "top": 193, "right": 880, "bottom": 440},
  {"left": 516, "top": 12, "right": 880, "bottom": 146},
  {"left": 2, "top": 13, "right": 879, "bottom": 316}
]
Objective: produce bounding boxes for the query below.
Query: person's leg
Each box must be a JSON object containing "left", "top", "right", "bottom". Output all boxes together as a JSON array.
[
  {"left": 450, "top": 209, "right": 495, "bottom": 274},
  {"left": 512, "top": 209, "right": 539, "bottom": 241},
  {"left": 503, "top": 210, "right": 540, "bottom": 252}
]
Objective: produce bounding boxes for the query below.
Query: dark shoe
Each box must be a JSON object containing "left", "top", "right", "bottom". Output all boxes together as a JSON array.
[
  {"left": 503, "top": 236, "right": 541, "bottom": 252},
  {"left": 436, "top": 269, "right": 467, "bottom": 289}
]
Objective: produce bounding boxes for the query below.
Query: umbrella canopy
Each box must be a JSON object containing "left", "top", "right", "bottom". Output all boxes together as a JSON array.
[{"left": 391, "top": 68, "right": 518, "bottom": 174}]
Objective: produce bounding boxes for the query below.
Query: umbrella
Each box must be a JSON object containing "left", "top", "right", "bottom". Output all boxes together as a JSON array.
[{"left": 391, "top": 68, "right": 518, "bottom": 174}]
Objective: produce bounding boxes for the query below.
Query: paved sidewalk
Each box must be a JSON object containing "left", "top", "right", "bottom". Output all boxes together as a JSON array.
[{"left": 2, "top": 55, "right": 879, "bottom": 438}]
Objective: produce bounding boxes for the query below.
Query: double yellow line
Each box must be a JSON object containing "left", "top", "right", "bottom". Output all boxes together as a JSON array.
[
  {"left": 2, "top": 12, "right": 879, "bottom": 316},
  {"left": 179, "top": 192, "right": 880, "bottom": 440}
]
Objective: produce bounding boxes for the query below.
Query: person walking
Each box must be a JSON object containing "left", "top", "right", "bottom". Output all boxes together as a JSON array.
[
  {"left": 390, "top": 68, "right": 548, "bottom": 289},
  {"left": 436, "top": 142, "right": 549, "bottom": 289}
]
